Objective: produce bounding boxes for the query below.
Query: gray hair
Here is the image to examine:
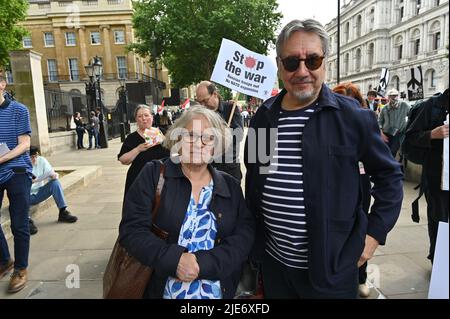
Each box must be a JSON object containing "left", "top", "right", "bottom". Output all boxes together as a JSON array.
[
  {"left": 276, "top": 19, "right": 330, "bottom": 58},
  {"left": 134, "top": 104, "right": 152, "bottom": 119},
  {"left": 163, "top": 106, "right": 232, "bottom": 159}
]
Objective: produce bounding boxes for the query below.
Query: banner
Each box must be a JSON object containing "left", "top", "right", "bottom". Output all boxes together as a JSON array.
[
  {"left": 428, "top": 222, "right": 449, "bottom": 299},
  {"left": 376, "top": 68, "right": 390, "bottom": 96},
  {"left": 407, "top": 65, "right": 424, "bottom": 101},
  {"left": 211, "top": 39, "right": 277, "bottom": 100}
]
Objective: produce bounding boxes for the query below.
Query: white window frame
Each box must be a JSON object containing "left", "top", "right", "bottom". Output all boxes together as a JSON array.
[
  {"left": 116, "top": 56, "right": 127, "bottom": 79},
  {"left": 23, "top": 36, "right": 33, "bottom": 48},
  {"left": 47, "top": 59, "right": 58, "bottom": 82},
  {"left": 114, "top": 30, "right": 125, "bottom": 44},
  {"left": 68, "top": 58, "right": 79, "bottom": 81},
  {"left": 44, "top": 32, "right": 54, "bottom": 47},
  {"left": 90, "top": 31, "right": 101, "bottom": 45},
  {"left": 65, "top": 32, "right": 76, "bottom": 46}
]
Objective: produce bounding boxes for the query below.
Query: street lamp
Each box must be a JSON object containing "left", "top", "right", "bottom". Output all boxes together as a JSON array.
[
  {"left": 150, "top": 31, "right": 159, "bottom": 105},
  {"left": 84, "top": 55, "right": 108, "bottom": 148},
  {"left": 118, "top": 78, "right": 129, "bottom": 141}
]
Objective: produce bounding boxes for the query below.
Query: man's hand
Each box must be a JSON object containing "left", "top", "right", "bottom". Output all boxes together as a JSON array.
[
  {"left": 431, "top": 124, "right": 449, "bottom": 140},
  {"left": 50, "top": 172, "right": 59, "bottom": 180},
  {"left": 176, "top": 253, "right": 199, "bottom": 282},
  {"left": 358, "top": 235, "right": 379, "bottom": 267},
  {"left": 380, "top": 131, "right": 389, "bottom": 143}
]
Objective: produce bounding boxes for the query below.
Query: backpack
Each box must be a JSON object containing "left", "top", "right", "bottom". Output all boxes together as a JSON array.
[
  {"left": 401, "top": 94, "right": 445, "bottom": 223},
  {"left": 401, "top": 97, "right": 442, "bottom": 165}
]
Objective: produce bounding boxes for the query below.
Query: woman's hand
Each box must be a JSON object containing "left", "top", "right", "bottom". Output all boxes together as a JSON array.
[
  {"left": 136, "top": 142, "right": 154, "bottom": 153},
  {"left": 176, "top": 253, "right": 200, "bottom": 282}
]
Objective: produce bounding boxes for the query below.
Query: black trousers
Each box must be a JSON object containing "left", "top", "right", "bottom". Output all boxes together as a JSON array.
[
  {"left": 424, "top": 185, "right": 449, "bottom": 262},
  {"left": 261, "top": 252, "right": 358, "bottom": 299}
]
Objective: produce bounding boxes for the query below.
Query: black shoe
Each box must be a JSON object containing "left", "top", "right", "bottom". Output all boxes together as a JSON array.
[
  {"left": 58, "top": 209, "right": 78, "bottom": 223},
  {"left": 29, "top": 219, "right": 38, "bottom": 235}
]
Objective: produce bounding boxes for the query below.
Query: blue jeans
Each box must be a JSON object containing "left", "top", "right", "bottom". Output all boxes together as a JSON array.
[
  {"left": 0, "top": 172, "right": 31, "bottom": 270},
  {"left": 30, "top": 179, "right": 67, "bottom": 209},
  {"left": 88, "top": 128, "right": 99, "bottom": 148}
]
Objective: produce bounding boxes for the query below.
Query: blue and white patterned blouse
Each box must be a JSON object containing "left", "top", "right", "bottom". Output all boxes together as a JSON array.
[{"left": 163, "top": 180, "right": 222, "bottom": 299}]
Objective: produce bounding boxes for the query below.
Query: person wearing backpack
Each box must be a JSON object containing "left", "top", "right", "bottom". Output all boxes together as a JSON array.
[{"left": 404, "top": 88, "right": 449, "bottom": 263}]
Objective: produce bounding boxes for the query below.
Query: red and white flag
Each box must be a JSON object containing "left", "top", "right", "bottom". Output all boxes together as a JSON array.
[
  {"left": 157, "top": 99, "right": 165, "bottom": 113},
  {"left": 181, "top": 99, "right": 190, "bottom": 110}
]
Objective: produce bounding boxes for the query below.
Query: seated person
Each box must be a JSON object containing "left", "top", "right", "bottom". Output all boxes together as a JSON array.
[{"left": 28, "top": 146, "right": 78, "bottom": 235}]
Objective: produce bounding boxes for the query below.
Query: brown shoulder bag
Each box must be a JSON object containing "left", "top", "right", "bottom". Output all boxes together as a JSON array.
[{"left": 103, "top": 163, "right": 167, "bottom": 299}]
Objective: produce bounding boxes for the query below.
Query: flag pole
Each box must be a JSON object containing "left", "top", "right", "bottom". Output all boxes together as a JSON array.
[{"left": 227, "top": 92, "right": 240, "bottom": 127}]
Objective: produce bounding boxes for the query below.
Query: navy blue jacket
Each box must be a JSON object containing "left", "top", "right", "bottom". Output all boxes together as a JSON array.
[
  {"left": 244, "top": 85, "right": 403, "bottom": 293},
  {"left": 119, "top": 158, "right": 255, "bottom": 298}
]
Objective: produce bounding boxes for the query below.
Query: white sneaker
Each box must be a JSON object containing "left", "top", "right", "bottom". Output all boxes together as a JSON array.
[{"left": 358, "top": 283, "right": 370, "bottom": 298}]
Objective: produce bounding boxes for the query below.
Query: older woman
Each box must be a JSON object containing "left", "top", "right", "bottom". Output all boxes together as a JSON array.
[
  {"left": 119, "top": 106, "right": 255, "bottom": 299},
  {"left": 118, "top": 105, "right": 170, "bottom": 195}
]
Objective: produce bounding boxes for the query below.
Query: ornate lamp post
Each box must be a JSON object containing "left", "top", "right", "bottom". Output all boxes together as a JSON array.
[
  {"left": 85, "top": 56, "right": 108, "bottom": 148},
  {"left": 118, "top": 78, "right": 129, "bottom": 141}
]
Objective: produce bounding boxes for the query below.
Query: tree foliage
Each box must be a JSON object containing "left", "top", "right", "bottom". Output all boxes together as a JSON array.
[
  {"left": 129, "top": 0, "right": 282, "bottom": 87},
  {"left": 0, "top": 0, "right": 29, "bottom": 69}
]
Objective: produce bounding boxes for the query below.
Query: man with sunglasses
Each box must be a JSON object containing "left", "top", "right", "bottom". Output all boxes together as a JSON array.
[
  {"left": 244, "top": 19, "right": 403, "bottom": 298},
  {"left": 195, "top": 81, "right": 243, "bottom": 181}
]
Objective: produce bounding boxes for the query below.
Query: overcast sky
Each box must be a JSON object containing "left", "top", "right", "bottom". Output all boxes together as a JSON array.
[{"left": 269, "top": 0, "right": 339, "bottom": 59}]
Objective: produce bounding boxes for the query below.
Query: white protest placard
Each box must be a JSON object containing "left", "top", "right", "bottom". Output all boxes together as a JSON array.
[
  {"left": 211, "top": 39, "right": 277, "bottom": 100},
  {"left": 428, "top": 222, "right": 449, "bottom": 299},
  {"left": 442, "top": 114, "right": 449, "bottom": 191}
]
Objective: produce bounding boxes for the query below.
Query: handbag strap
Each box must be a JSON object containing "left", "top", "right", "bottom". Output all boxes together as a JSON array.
[{"left": 151, "top": 161, "right": 165, "bottom": 219}]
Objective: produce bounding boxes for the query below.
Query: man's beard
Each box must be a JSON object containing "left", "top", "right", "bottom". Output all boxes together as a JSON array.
[{"left": 291, "top": 88, "right": 316, "bottom": 104}]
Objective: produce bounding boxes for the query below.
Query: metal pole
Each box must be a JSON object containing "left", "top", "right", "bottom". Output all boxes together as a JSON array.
[{"left": 337, "top": 0, "right": 341, "bottom": 85}]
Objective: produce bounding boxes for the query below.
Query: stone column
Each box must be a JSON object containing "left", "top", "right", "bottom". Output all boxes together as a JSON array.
[
  {"left": 9, "top": 50, "right": 51, "bottom": 155},
  {"left": 101, "top": 25, "right": 113, "bottom": 76},
  {"left": 125, "top": 24, "right": 135, "bottom": 78},
  {"left": 77, "top": 26, "right": 88, "bottom": 72}
]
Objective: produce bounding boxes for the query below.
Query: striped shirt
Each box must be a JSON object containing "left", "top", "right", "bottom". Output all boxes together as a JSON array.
[
  {"left": 0, "top": 98, "right": 32, "bottom": 184},
  {"left": 262, "top": 102, "right": 317, "bottom": 269}
]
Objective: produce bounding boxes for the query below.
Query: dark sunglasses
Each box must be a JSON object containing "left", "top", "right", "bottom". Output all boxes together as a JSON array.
[{"left": 279, "top": 55, "right": 325, "bottom": 72}]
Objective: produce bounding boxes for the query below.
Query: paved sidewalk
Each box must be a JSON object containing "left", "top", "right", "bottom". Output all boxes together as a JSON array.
[{"left": 0, "top": 137, "right": 434, "bottom": 299}]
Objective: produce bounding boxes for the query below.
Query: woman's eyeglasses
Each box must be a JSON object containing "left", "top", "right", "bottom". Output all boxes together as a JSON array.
[
  {"left": 279, "top": 55, "right": 324, "bottom": 72},
  {"left": 181, "top": 132, "right": 215, "bottom": 145}
]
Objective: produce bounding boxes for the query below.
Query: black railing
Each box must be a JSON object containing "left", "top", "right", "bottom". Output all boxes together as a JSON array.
[
  {"left": 44, "top": 89, "right": 89, "bottom": 132},
  {"left": 43, "top": 73, "right": 166, "bottom": 88}
]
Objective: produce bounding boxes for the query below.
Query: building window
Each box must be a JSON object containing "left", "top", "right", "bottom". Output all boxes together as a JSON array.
[
  {"left": 90, "top": 31, "right": 101, "bottom": 45},
  {"left": 344, "top": 53, "right": 349, "bottom": 74},
  {"left": 435, "top": 0, "right": 440, "bottom": 5},
  {"left": 117, "top": 56, "right": 127, "bottom": 79},
  {"left": 47, "top": 59, "right": 58, "bottom": 82},
  {"left": 430, "top": 70, "right": 436, "bottom": 87},
  {"left": 344, "top": 22, "right": 350, "bottom": 43},
  {"left": 368, "top": 43, "right": 374, "bottom": 65},
  {"left": 414, "top": 39, "right": 420, "bottom": 55},
  {"left": 114, "top": 30, "right": 125, "bottom": 44},
  {"left": 65, "top": 32, "right": 76, "bottom": 46},
  {"left": 135, "top": 58, "right": 141, "bottom": 78},
  {"left": 416, "top": 0, "right": 421, "bottom": 15},
  {"left": 356, "top": 15, "right": 362, "bottom": 38},
  {"left": 68, "top": 58, "right": 79, "bottom": 81},
  {"left": 107, "top": 0, "right": 123, "bottom": 4},
  {"left": 398, "top": 44, "right": 403, "bottom": 60},
  {"left": 22, "top": 36, "right": 32, "bottom": 48},
  {"left": 433, "top": 32, "right": 441, "bottom": 50},
  {"left": 44, "top": 32, "right": 54, "bottom": 47},
  {"left": 369, "top": 8, "right": 375, "bottom": 31},
  {"left": 355, "top": 48, "right": 361, "bottom": 72},
  {"left": 399, "top": 7, "right": 404, "bottom": 21}
]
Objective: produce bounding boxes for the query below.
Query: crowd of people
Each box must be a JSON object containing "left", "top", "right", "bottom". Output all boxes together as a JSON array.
[{"left": 1, "top": 18, "right": 448, "bottom": 299}]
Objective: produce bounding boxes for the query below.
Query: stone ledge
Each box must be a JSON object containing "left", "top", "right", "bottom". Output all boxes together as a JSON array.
[{"left": 0, "top": 165, "right": 102, "bottom": 240}]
